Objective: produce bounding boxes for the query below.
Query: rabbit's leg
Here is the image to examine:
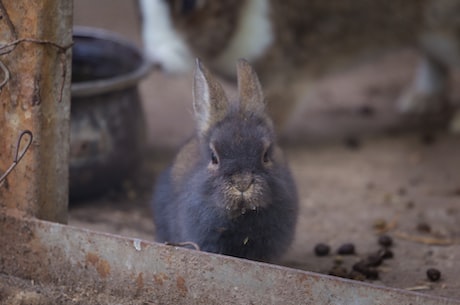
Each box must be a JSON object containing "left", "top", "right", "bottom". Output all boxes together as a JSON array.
[{"left": 397, "top": 55, "right": 449, "bottom": 115}]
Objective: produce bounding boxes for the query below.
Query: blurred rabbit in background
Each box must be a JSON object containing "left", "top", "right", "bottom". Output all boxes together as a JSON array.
[{"left": 139, "top": 0, "right": 460, "bottom": 131}]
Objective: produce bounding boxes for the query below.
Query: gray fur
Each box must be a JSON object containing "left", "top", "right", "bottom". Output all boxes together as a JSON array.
[{"left": 151, "top": 59, "right": 298, "bottom": 262}]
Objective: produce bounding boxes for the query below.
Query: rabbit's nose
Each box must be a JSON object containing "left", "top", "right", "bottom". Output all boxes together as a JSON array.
[{"left": 232, "top": 174, "right": 254, "bottom": 193}]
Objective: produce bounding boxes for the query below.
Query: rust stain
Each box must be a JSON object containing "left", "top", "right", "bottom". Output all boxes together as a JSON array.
[
  {"left": 297, "top": 274, "right": 313, "bottom": 296},
  {"left": 153, "top": 274, "right": 163, "bottom": 286},
  {"left": 297, "top": 274, "right": 309, "bottom": 284},
  {"left": 96, "top": 260, "right": 111, "bottom": 278},
  {"left": 176, "top": 276, "right": 188, "bottom": 297},
  {"left": 85, "top": 252, "right": 111, "bottom": 278},
  {"left": 153, "top": 272, "right": 169, "bottom": 286},
  {"left": 136, "top": 272, "right": 144, "bottom": 291},
  {"left": 86, "top": 252, "right": 99, "bottom": 265}
]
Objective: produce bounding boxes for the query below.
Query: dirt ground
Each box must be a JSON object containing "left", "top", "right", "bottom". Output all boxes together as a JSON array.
[{"left": 28, "top": 0, "right": 460, "bottom": 302}]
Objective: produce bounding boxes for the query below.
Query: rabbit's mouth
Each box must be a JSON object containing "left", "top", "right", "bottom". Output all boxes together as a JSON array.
[
  {"left": 224, "top": 198, "right": 258, "bottom": 218},
  {"left": 223, "top": 182, "right": 269, "bottom": 217}
]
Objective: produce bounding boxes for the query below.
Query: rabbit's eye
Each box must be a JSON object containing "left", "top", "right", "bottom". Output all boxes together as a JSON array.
[
  {"left": 209, "top": 143, "right": 219, "bottom": 166},
  {"left": 211, "top": 150, "right": 219, "bottom": 165},
  {"left": 262, "top": 142, "right": 273, "bottom": 164},
  {"left": 262, "top": 150, "right": 270, "bottom": 164}
]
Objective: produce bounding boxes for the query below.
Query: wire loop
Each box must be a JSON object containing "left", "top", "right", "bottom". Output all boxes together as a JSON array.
[{"left": 0, "top": 130, "right": 33, "bottom": 186}]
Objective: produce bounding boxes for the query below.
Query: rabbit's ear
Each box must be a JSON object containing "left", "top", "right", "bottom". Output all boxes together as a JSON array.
[
  {"left": 237, "top": 59, "right": 265, "bottom": 115},
  {"left": 193, "top": 58, "right": 229, "bottom": 136}
]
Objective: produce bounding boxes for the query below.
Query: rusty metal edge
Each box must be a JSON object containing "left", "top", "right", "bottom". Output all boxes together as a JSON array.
[{"left": 1, "top": 211, "right": 459, "bottom": 305}]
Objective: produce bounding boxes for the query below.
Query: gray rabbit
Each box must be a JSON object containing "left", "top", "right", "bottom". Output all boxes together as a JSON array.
[
  {"left": 139, "top": 0, "right": 460, "bottom": 130},
  {"left": 151, "top": 59, "right": 298, "bottom": 262}
]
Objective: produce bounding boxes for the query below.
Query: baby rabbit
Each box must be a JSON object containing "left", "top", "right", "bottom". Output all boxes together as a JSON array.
[
  {"left": 139, "top": 0, "right": 460, "bottom": 129},
  {"left": 151, "top": 59, "right": 298, "bottom": 262}
]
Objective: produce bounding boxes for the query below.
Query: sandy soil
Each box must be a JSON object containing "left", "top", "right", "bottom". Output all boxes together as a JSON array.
[{"left": 2, "top": 1, "right": 460, "bottom": 303}]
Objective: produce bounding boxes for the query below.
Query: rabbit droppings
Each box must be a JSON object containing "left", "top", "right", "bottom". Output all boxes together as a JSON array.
[
  {"left": 151, "top": 59, "right": 298, "bottom": 262},
  {"left": 140, "top": 0, "right": 460, "bottom": 130}
]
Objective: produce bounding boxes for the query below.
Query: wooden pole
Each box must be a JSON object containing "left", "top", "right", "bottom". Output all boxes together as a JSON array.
[{"left": 0, "top": 0, "right": 72, "bottom": 223}]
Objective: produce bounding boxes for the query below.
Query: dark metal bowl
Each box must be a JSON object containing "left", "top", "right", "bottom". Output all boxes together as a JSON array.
[{"left": 70, "top": 27, "right": 151, "bottom": 201}]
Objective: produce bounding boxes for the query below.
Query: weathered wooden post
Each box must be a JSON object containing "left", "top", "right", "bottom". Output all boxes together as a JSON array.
[{"left": 0, "top": 0, "right": 72, "bottom": 223}]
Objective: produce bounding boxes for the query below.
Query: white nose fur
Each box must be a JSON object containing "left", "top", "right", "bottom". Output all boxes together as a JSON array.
[{"left": 139, "top": 0, "right": 194, "bottom": 74}]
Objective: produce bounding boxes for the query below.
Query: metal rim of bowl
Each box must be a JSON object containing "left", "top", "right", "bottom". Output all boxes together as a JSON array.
[{"left": 71, "top": 26, "right": 153, "bottom": 98}]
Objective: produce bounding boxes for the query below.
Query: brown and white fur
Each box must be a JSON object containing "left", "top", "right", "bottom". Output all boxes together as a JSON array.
[{"left": 139, "top": 0, "right": 460, "bottom": 130}]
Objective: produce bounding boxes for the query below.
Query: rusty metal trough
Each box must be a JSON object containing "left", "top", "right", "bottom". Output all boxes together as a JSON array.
[
  {"left": 1, "top": 209, "right": 460, "bottom": 304},
  {"left": 1, "top": 0, "right": 460, "bottom": 304}
]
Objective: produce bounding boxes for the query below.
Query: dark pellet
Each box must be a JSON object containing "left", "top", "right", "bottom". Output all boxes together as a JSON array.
[
  {"left": 420, "top": 133, "right": 436, "bottom": 146},
  {"left": 328, "top": 265, "right": 348, "bottom": 278},
  {"left": 453, "top": 188, "right": 460, "bottom": 196},
  {"left": 348, "top": 270, "right": 366, "bottom": 281},
  {"left": 426, "top": 268, "right": 441, "bottom": 282},
  {"left": 352, "top": 261, "right": 379, "bottom": 280},
  {"left": 378, "top": 235, "right": 393, "bottom": 248},
  {"left": 366, "top": 253, "right": 383, "bottom": 267},
  {"left": 357, "top": 105, "right": 375, "bottom": 117},
  {"left": 363, "top": 268, "right": 379, "bottom": 280},
  {"left": 337, "top": 243, "right": 355, "bottom": 255},
  {"left": 416, "top": 222, "right": 431, "bottom": 234},
  {"left": 397, "top": 187, "right": 407, "bottom": 196},
  {"left": 378, "top": 248, "right": 394, "bottom": 260},
  {"left": 314, "top": 243, "right": 331, "bottom": 257},
  {"left": 344, "top": 137, "right": 361, "bottom": 150}
]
